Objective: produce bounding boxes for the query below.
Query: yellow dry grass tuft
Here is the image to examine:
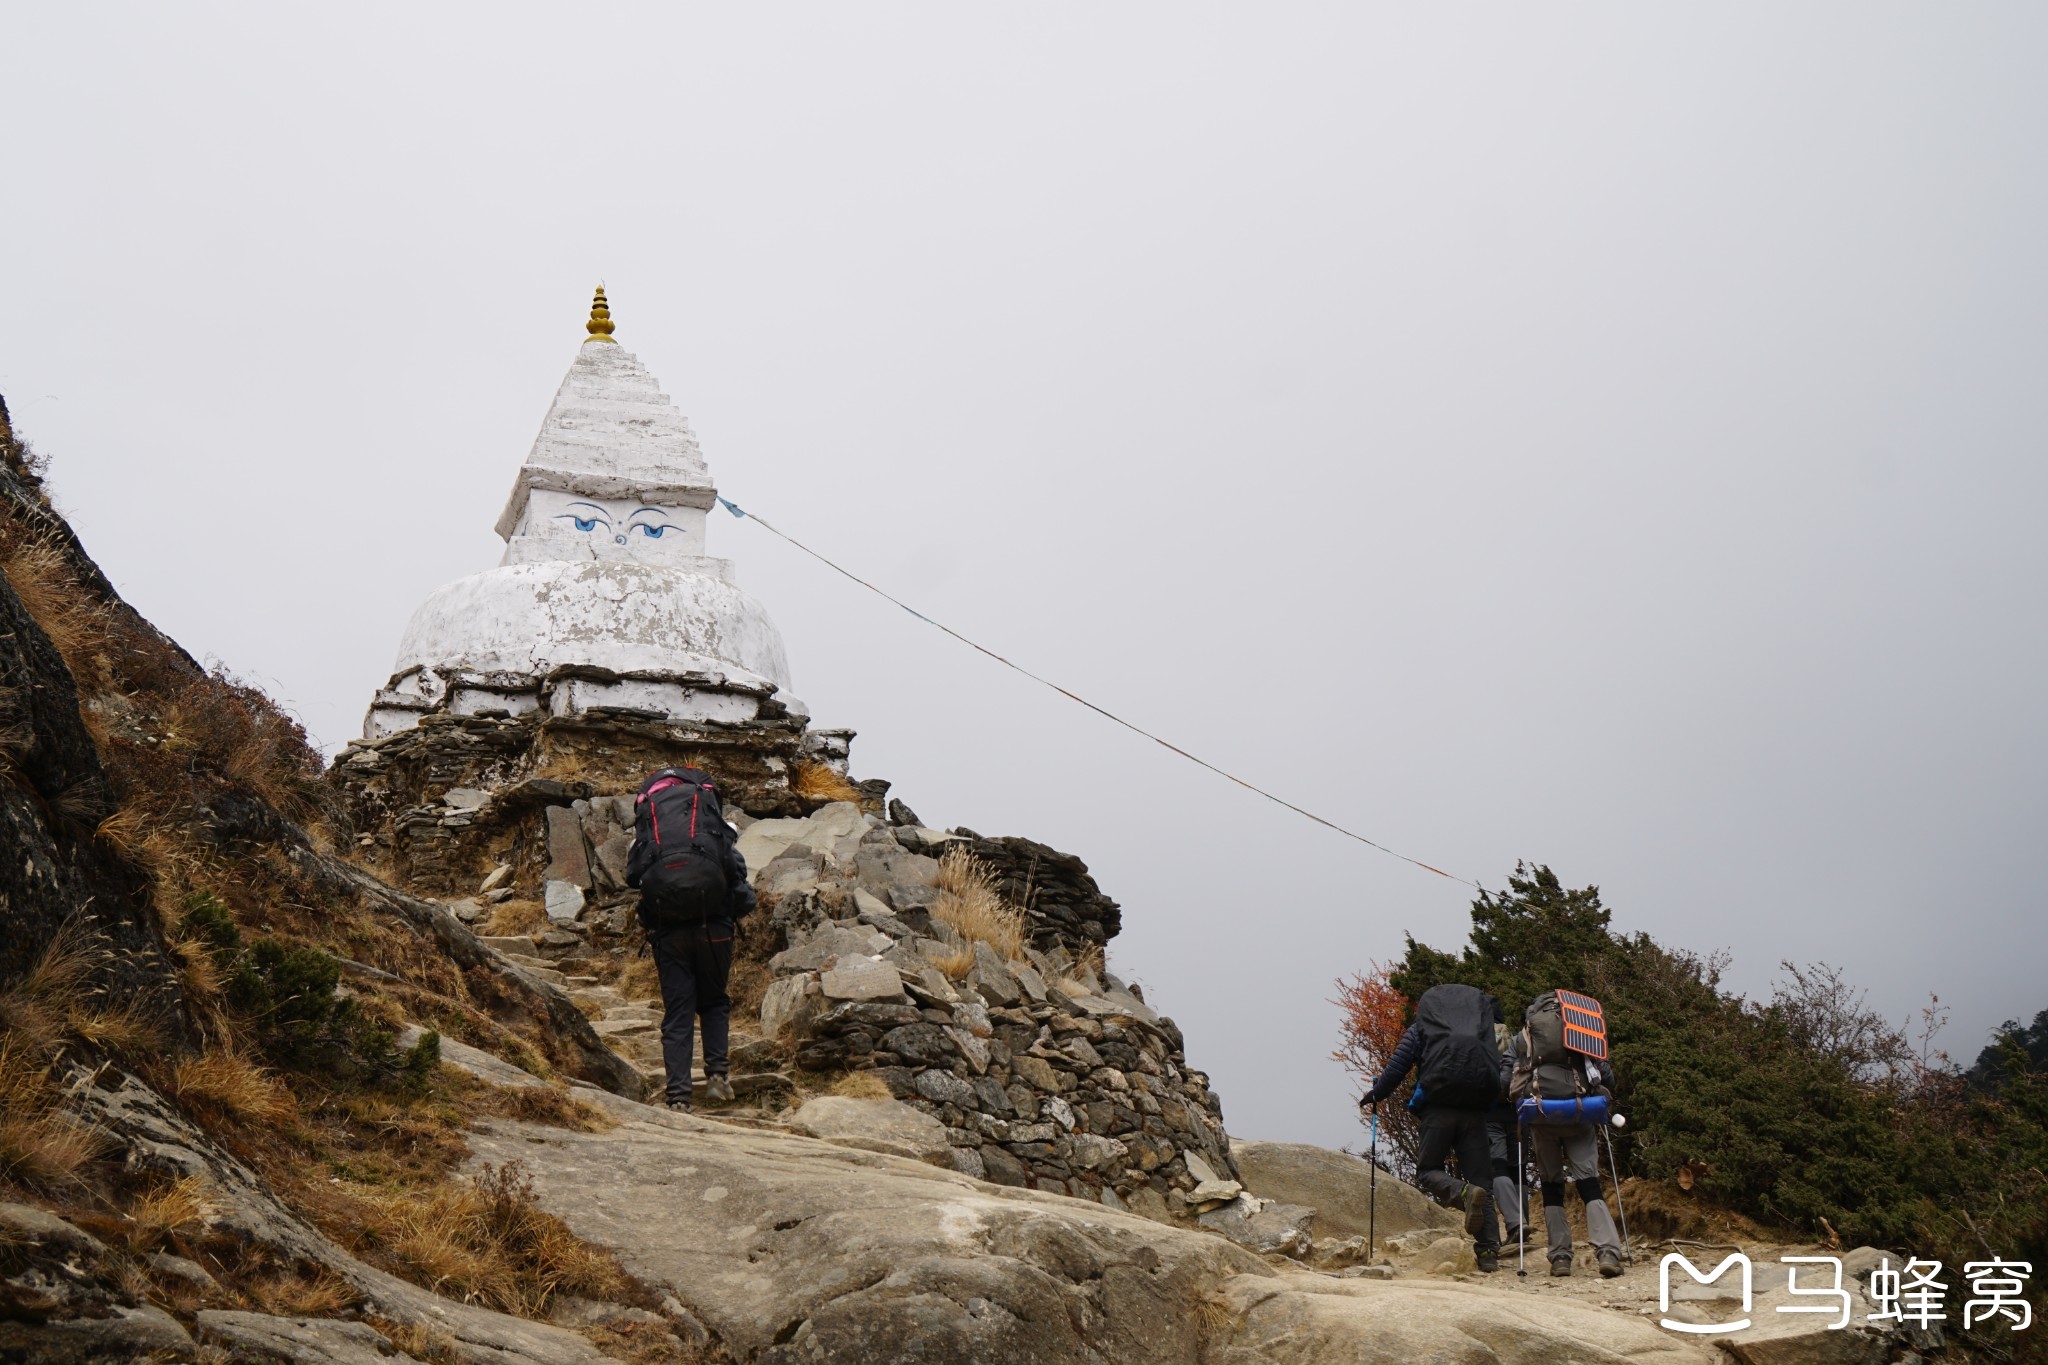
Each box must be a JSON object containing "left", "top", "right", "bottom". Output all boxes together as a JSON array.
[
  {"left": 614, "top": 954, "right": 660, "bottom": 1003},
  {"left": 129, "top": 1173, "right": 216, "bottom": 1244},
  {"left": 483, "top": 900, "right": 548, "bottom": 938},
  {"left": 929, "top": 945, "right": 975, "bottom": 981},
  {"left": 0, "top": 1039, "right": 104, "bottom": 1187},
  {"left": 828, "top": 1070, "right": 893, "bottom": 1101},
  {"left": 931, "top": 848, "right": 1027, "bottom": 962},
  {"left": 792, "top": 761, "right": 864, "bottom": 806},
  {"left": 354, "top": 1161, "right": 630, "bottom": 1318},
  {"left": 0, "top": 531, "right": 112, "bottom": 688},
  {"left": 245, "top": 1267, "right": 359, "bottom": 1317},
  {"left": 172, "top": 1047, "right": 296, "bottom": 1126},
  {"left": 472, "top": 1082, "right": 616, "bottom": 1133}
]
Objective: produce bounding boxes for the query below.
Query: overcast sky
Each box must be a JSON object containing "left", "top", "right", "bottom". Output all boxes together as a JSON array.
[{"left": 6, "top": 5, "right": 2044, "bottom": 1150}]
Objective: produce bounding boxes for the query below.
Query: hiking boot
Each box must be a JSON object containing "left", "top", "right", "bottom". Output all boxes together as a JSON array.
[
  {"left": 1598, "top": 1249, "right": 1625, "bottom": 1279},
  {"left": 1549, "top": 1258, "right": 1573, "bottom": 1278},
  {"left": 704, "top": 1074, "right": 736, "bottom": 1104},
  {"left": 1476, "top": 1250, "right": 1499, "bottom": 1274},
  {"left": 1461, "top": 1184, "right": 1490, "bottom": 1239},
  {"left": 666, "top": 1098, "right": 691, "bottom": 1115}
]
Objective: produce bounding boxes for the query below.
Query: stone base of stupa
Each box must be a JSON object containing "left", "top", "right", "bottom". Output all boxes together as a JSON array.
[
  {"left": 331, "top": 707, "right": 863, "bottom": 896},
  {"left": 364, "top": 662, "right": 810, "bottom": 742}
]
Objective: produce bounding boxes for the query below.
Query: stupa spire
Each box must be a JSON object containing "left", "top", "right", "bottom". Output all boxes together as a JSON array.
[{"left": 584, "top": 285, "right": 617, "bottom": 343}]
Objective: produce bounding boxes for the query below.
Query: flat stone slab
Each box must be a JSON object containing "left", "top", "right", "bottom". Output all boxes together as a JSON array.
[
  {"left": 786, "top": 1096, "right": 952, "bottom": 1165},
  {"left": 819, "top": 953, "right": 904, "bottom": 1002},
  {"left": 195, "top": 1310, "right": 416, "bottom": 1364}
]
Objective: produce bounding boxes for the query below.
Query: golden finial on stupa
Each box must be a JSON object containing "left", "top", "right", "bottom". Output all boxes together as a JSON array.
[{"left": 584, "top": 285, "right": 617, "bottom": 343}]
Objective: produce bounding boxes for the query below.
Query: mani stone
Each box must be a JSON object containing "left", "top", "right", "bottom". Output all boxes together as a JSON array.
[
  {"left": 544, "top": 806, "right": 592, "bottom": 889},
  {"left": 820, "top": 954, "right": 904, "bottom": 1003}
]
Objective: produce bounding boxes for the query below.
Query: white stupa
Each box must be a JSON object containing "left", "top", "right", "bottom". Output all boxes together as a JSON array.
[{"left": 364, "top": 288, "right": 803, "bottom": 739}]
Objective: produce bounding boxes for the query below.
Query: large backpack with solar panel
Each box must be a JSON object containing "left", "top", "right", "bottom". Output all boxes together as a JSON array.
[{"left": 1510, "top": 989, "right": 1611, "bottom": 1120}]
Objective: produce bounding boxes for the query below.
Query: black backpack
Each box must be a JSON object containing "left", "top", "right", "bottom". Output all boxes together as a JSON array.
[
  {"left": 628, "top": 768, "right": 736, "bottom": 932},
  {"left": 1412, "top": 983, "right": 1505, "bottom": 1108}
]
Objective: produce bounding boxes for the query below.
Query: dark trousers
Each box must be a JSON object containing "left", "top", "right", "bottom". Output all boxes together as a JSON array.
[
  {"left": 650, "top": 920, "right": 734, "bottom": 1104},
  {"left": 1415, "top": 1105, "right": 1499, "bottom": 1252}
]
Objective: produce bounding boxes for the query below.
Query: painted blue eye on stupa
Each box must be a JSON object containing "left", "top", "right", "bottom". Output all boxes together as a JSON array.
[
  {"left": 627, "top": 509, "right": 680, "bottom": 540},
  {"left": 556, "top": 503, "right": 612, "bottom": 535}
]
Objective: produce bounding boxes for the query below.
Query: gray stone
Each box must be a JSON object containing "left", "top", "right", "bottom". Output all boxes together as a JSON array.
[
  {"left": 0, "top": 1202, "right": 107, "bottom": 1257},
  {"left": 758, "top": 855, "right": 823, "bottom": 900},
  {"left": 1012, "top": 961, "right": 1050, "bottom": 1003},
  {"left": 787, "top": 1096, "right": 951, "bottom": 1165},
  {"left": 760, "top": 975, "right": 821, "bottom": 1040},
  {"left": 1043, "top": 1095, "right": 1076, "bottom": 1130},
  {"left": 952, "top": 1000, "right": 992, "bottom": 1037},
  {"left": 479, "top": 863, "right": 513, "bottom": 893},
  {"left": 946, "top": 1147, "right": 987, "bottom": 1180},
  {"left": 1230, "top": 1138, "right": 1459, "bottom": 1242},
  {"left": 147, "top": 1251, "right": 220, "bottom": 1293},
  {"left": 913, "top": 1069, "right": 977, "bottom": 1108},
  {"left": 594, "top": 833, "right": 633, "bottom": 889},
  {"left": 946, "top": 1026, "right": 990, "bottom": 1074},
  {"left": 1069, "top": 1133, "right": 1129, "bottom": 1172},
  {"left": 854, "top": 846, "right": 940, "bottom": 895},
  {"left": 544, "top": 879, "right": 585, "bottom": 922},
  {"left": 970, "top": 1075, "right": 1014, "bottom": 1115},
  {"left": 770, "top": 922, "right": 892, "bottom": 974},
  {"left": 1197, "top": 1198, "right": 1316, "bottom": 1259},
  {"left": 444, "top": 786, "right": 490, "bottom": 811},
  {"left": 1190, "top": 1178, "right": 1243, "bottom": 1203},
  {"left": 195, "top": 1310, "right": 416, "bottom": 1363},
  {"left": 1184, "top": 1150, "right": 1221, "bottom": 1185},
  {"left": 820, "top": 954, "right": 905, "bottom": 1003},
  {"left": 544, "top": 805, "right": 593, "bottom": 888},
  {"left": 0, "top": 1305, "right": 196, "bottom": 1358},
  {"left": 885, "top": 880, "right": 942, "bottom": 913},
  {"left": 738, "top": 803, "right": 866, "bottom": 873},
  {"left": 968, "top": 941, "right": 1021, "bottom": 1006},
  {"left": 1010, "top": 1054, "right": 1062, "bottom": 1091}
]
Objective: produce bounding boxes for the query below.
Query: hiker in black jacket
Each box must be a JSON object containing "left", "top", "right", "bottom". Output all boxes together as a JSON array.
[
  {"left": 1359, "top": 984, "right": 1506, "bottom": 1272},
  {"left": 626, "top": 767, "right": 756, "bottom": 1114}
]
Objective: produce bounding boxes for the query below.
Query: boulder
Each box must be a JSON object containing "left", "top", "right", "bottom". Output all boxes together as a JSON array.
[
  {"left": 786, "top": 1097, "right": 951, "bottom": 1165},
  {"left": 739, "top": 803, "right": 866, "bottom": 873},
  {"left": 967, "top": 941, "right": 1021, "bottom": 1006},
  {"left": 593, "top": 833, "right": 633, "bottom": 890},
  {"left": 819, "top": 954, "right": 904, "bottom": 1003},
  {"left": 1231, "top": 1138, "right": 1459, "bottom": 1241}
]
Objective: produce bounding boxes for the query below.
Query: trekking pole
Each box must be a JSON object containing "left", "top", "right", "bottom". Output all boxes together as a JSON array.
[
  {"left": 1513, "top": 1130, "right": 1524, "bottom": 1277},
  {"left": 1601, "top": 1121, "right": 1631, "bottom": 1260},
  {"left": 1367, "top": 1102, "right": 1379, "bottom": 1265}
]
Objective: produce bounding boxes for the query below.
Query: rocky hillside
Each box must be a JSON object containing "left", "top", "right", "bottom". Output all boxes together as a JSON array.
[{"left": 0, "top": 395, "right": 1944, "bottom": 1364}]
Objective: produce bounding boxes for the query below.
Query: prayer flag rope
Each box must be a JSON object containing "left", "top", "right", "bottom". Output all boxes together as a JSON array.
[{"left": 719, "top": 496, "right": 1477, "bottom": 889}]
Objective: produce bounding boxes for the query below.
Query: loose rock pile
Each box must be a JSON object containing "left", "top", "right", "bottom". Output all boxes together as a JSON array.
[{"left": 746, "top": 802, "right": 1239, "bottom": 1220}]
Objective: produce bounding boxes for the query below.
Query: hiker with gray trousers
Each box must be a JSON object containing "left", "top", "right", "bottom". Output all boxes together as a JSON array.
[
  {"left": 1504, "top": 991, "right": 1625, "bottom": 1277},
  {"left": 1359, "top": 983, "right": 1507, "bottom": 1272}
]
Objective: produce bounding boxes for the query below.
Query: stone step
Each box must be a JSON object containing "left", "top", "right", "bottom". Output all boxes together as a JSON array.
[
  {"left": 591, "top": 1018, "right": 658, "bottom": 1039},
  {"left": 479, "top": 935, "right": 536, "bottom": 954}
]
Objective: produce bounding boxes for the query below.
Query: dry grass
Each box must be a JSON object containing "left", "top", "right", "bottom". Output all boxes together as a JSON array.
[
  {"left": 93, "top": 805, "right": 159, "bottom": 867},
  {"left": 930, "top": 848, "right": 1027, "bottom": 962},
  {"left": 791, "top": 761, "right": 863, "bottom": 806},
  {"left": 0, "top": 1039, "right": 104, "bottom": 1188},
  {"left": 245, "top": 1266, "right": 359, "bottom": 1317},
  {"left": 470, "top": 1082, "right": 616, "bottom": 1133},
  {"left": 128, "top": 1173, "right": 216, "bottom": 1244},
  {"left": 365, "top": 1318, "right": 462, "bottom": 1364},
  {"left": 615, "top": 953, "right": 661, "bottom": 1002},
  {"left": 0, "top": 531, "right": 112, "bottom": 688},
  {"left": 929, "top": 945, "right": 975, "bottom": 981},
  {"left": 828, "top": 1070, "right": 893, "bottom": 1101},
  {"left": 484, "top": 900, "right": 549, "bottom": 937},
  {"left": 172, "top": 1048, "right": 297, "bottom": 1126},
  {"left": 353, "top": 1161, "right": 630, "bottom": 1317}
]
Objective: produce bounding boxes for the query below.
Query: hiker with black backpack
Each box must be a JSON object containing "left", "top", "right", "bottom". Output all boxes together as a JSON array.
[
  {"left": 1358, "top": 983, "right": 1507, "bottom": 1272},
  {"left": 1505, "top": 989, "right": 1625, "bottom": 1278},
  {"left": 626, "top": 767, "right": 756, "bottom": 1114}
]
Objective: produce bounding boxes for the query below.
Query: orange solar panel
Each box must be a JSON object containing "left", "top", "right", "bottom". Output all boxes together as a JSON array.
[{"left": 1556, "top": 988, "right": 1608, "bottom": 1060}]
